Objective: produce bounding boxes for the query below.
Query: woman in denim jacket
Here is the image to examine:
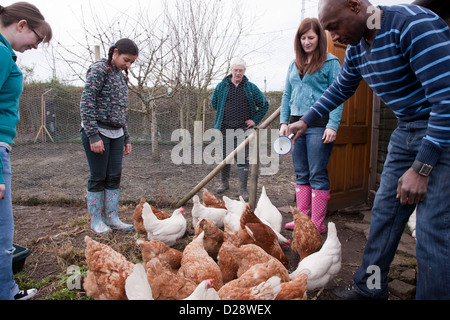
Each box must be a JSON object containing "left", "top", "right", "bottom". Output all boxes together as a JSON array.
[{"left": 281, "top": 18, "right": 343, "bottom": 234}]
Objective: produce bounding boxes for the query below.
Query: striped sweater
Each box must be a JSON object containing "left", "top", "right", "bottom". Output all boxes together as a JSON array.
[{"left": 301, "top": 5, "right": 450, "bottom": 166}]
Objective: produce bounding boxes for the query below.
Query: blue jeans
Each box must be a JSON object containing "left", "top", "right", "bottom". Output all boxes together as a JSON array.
[
  {"left": 0, "top": 147, "right": 19, "bottom": 300},
  {"left": 81, "top": 130, "right": 124, "bottom": 192},
  {"left": 353, "top": 120, "right": 450, "bottom": 300},
  {"left": 292, "top": 127, "right": 334, "bottom": 190}
]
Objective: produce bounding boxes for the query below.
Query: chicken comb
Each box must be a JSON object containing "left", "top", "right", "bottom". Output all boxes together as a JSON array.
[{"left": 205, "top": 279, "right": 214, "bottom": 288}]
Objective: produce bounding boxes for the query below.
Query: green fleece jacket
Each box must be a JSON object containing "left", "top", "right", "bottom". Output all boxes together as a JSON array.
[
  {"left": 211, "top": 75, "right": 269, "bottom": 130},
  {"left": 0, "top": 33, "right": 22, "bottom": 184}
]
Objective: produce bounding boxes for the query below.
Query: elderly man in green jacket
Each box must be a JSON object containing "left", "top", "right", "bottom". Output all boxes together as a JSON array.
[{"left": 211, "top": 57, "right": 269, "bottom": 201}]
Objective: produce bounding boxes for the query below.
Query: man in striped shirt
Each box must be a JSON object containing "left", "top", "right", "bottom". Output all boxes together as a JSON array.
[{"left": 289, "top": 0, "right": 450, "bottom": 300}]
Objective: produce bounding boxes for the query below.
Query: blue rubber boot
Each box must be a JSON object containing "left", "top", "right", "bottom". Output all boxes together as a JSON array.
[
  {"left": 86, "top": 191, "right": 112, "bottom": 234},
  {"left": 104, "top": 189, "right": 134, "bottom": 231}
]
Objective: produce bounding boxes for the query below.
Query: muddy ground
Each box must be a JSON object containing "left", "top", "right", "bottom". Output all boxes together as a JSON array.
[{"left": 10, "top": 143, "right": 413, "bottom": 300}]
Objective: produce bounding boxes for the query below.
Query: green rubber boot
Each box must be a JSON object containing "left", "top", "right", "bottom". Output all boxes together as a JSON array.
[
  {"left": 217, "top": 165, "right": 230, "bottom": 194},
  {"left": 238, "top": 167, "right": 249, "bottom": 202}
]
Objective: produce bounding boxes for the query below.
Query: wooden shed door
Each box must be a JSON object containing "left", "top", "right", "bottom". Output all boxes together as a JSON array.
[{"left": 326, "top": 35, "right": 374, "bottom": 211}]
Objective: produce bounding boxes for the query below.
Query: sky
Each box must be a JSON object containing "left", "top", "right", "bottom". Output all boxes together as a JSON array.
[{"left": 4, "top": 0, "right": 414, "bottom": 91}]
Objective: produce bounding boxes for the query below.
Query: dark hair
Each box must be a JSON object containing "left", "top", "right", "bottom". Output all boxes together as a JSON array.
[
  {"left": 106, "top": 38, "right": 139, "bottom": 81},
  {"left": 0, "top": 2, "right": 52, "bottom": 43},
  {"left": 294, "top": 18, "right": 328, "bottom": 76}
]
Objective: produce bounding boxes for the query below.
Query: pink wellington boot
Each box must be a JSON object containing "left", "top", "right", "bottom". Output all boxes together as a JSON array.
[
  {"left": 285, "top": 185, "right": 312, "bottom": 230},
  {"left": 311, "top": 189, "right": 330, "bottom": 234}
]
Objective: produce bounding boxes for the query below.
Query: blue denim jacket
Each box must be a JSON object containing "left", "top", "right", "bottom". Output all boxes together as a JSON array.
[{"left": 280, "top": 53, "right": 343, "bottom": 131}]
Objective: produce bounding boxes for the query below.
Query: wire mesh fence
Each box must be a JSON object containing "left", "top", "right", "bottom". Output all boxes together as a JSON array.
[
  {"left": 9, "top": 0, "right": 327, "bottom": 208},
  {"left": 11, "top": 81, "right": 287, "bottom": 207}
]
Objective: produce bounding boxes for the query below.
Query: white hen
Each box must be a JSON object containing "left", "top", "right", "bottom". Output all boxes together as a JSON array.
[
  {"left": 142, "top": 202, "right": 187, "bottom": 247},
  {"left": 223, "top": 196, "right": 246, "bottom": 233},
  {"left": 192, "top": 195, "right": 227, "bottom": 229},
  {"left": 290, "top": 222, "right": 341, "bottom": 297},
  {"left": 182, "top": 279, "right": 221, "bottom": 300},
  {"left": 255, "top": 186, "right": 283, "bottom": 233},
  {"left": 125, "top": 263, "right": 153, "bottom": 300}
]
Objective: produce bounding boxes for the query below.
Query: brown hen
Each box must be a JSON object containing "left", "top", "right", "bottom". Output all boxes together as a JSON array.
[
  {"left": 145, "top": 258, "right": 197, "bottom": 300},
  {"left": 83, "top": 236, "right": 134, "bottom": 300},
  {"left": 275, "top": 272, "right": 308, "bottom": 300},
  {"left": 178, "top": 231, "right": 224, "bottom": 291},
  {"left": 217, "top": 231, "right": 243, "bottom": 283},
  {"left": 194, "top": 218, "right": 224, "bottom": 261},
  {"left": 137, "top": 239, "right": 182, "bottom": 274},
  {"left": 239, "top": 203, "right": 289, "bottom": 267},
  {"left": 291, "top": 207, "right": 322, "bottom": 260},
  {"left": 202, "top": 188, "right": 227, "bottom": 209},
  {"left": 223, "top": 242, "right": 289, "bottom": 281},
  {"left": 218, "top": 260, "right": 285, "bottom": 300}
]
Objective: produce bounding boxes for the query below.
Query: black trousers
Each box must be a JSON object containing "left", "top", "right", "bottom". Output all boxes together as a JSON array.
[{"left": 81, "top": 130, "right": 124, "bottom": 192}]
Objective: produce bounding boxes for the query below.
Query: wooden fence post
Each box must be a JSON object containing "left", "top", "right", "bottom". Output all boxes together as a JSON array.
[{"left": 176, "top": 106, "right": 281, "bottom": 207}]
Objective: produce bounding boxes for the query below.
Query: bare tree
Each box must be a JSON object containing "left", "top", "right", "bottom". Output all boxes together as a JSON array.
[
  {"left": 55, "top": 2, "right": 180, "bottom": 161},
  {"left": 164, "top": 0, "right": 254, "bottom": 129}
]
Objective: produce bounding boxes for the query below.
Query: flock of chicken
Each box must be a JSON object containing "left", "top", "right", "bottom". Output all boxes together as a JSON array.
[{"left": 83, "top": 187, "right": 342, "bottom": 300}]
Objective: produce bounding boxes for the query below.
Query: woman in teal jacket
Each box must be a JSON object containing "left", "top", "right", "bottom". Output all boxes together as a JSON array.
[
  {"left": 281, "top": 18, "right": 343, "bottom": 234},
  {"left": 0, "top": 2, "right": 52, "bottom": 300}
]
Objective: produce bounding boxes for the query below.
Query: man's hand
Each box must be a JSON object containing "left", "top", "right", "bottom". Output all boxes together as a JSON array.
[
  {"left": 397, "top": 168, "right": 429, "bottom": 205},
  {"left": 287, "top": 120, "right": 308, "bottom": 144}
]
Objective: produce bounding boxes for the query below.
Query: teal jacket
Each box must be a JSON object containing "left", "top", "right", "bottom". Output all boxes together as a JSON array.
[
  {"left": 211, "top": 75, "right": 269, "bottom": 130},
  {"left": 0, "top": 33, "right": 23, "bottom": 184},
  {"left": 280, "top": 53, "right": 343, "bottom": 131}
]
